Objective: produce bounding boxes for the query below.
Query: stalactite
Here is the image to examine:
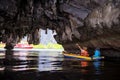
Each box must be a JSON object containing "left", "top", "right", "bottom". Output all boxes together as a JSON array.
[
  {"left": 33, "top": 28, "right": 40, "bottom": 45},
  {"left": 45, "top": 29, "right": 47, "bottom": 34}
]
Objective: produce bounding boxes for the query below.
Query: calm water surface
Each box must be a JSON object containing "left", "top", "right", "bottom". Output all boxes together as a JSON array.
[{"left": 0, "top": 49, "right": 120, "bottom": 80}]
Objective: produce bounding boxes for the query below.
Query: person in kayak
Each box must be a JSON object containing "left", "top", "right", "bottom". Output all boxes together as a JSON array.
[
  {"left": 76, "top": 44, "right": 89, "bottom": 57},
  {"left": 93, "top": 48, "right": 101, "bottom": 57}
]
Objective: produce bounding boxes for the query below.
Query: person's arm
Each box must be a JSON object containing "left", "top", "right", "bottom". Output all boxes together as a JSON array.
[{"left": 76, "top": 44, "right": 82, "bottom": 51}]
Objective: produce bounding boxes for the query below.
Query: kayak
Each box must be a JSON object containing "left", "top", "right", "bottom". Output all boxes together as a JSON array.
[
  {"left": 62, "top": 51, "right": 104, "bottom": 61},
  {"left": 14, "top": 43, "right": 33, "bottom": 49}
]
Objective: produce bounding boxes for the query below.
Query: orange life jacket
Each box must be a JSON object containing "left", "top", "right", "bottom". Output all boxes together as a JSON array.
[{"left": 80, "top": 50, "right": 89, "bottom": 57}]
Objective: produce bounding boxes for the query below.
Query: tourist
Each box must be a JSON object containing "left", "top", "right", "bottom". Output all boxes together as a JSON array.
[
  {"left": 93, "top": 48, "right": 101, "bottom": 57},
  {"left": 76, "top": 44, "right": 89, "bottom": 57}
]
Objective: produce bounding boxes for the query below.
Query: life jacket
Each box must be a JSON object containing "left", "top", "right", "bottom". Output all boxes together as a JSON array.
[
  {"left": 93, "top": 50, "right": 100, "bottom": 57},
  {"left": 80, "top": 50, "right": 89, "bottom": 57}
]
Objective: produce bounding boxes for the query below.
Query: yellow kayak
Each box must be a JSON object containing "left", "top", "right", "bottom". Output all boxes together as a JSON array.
[{"left": 62, "top": 51, "right": 104, "bottom": 61}]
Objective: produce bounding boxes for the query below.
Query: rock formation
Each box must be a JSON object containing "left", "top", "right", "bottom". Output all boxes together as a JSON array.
[{"left": 0, "top": 0, "right": 120, "bottom": 58}]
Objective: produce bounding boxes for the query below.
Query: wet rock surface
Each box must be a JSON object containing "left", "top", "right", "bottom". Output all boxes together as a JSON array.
[{"left": 0, "top": 0, "right": 120, "bottom": 58}]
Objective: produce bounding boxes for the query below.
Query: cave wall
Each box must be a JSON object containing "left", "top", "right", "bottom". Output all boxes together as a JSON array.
[{"left": 0, "top": 0, "right": 120, "bottom": 57}]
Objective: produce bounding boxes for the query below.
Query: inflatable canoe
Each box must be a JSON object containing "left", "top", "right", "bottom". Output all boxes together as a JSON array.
[{"left": 63, "top": 52, "right": 104, "bottom": 61}]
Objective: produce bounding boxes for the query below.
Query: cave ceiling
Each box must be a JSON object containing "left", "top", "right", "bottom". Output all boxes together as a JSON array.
[{"left": 0, "top": 0, "right": 120, "bottom": 49}]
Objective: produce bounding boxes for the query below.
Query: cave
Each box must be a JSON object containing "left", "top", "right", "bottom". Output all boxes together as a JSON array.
[{"left": 0, "top": 0, "right": 120, "bottom": 59}]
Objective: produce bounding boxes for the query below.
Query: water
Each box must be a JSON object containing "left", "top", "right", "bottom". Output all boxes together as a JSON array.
[{"left": 0, "top": 49, "right": 120, "bottom": 80}]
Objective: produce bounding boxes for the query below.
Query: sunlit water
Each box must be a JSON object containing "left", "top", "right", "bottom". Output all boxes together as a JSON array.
[{"left": 0, "top": 49, "right": 120, "bottom": 80}]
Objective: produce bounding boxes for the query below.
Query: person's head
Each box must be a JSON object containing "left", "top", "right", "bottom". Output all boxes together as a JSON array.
[
  {"left": 83, "top": 47, "right": 87, "bottom": 50},
  {"left": 76, "top": 43, "right": 79, "bottom": 46}
]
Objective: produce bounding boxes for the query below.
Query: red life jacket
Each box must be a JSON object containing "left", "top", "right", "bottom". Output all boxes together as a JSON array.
[{"left": 80, "top": 50, "right": 89, "bottom": 57}]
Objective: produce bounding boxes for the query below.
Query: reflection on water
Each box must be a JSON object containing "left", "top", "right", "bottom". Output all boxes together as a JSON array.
[
  {"left": 38, "top": 51, "right": 63, "bottom": 71},
  {"left": 0, "top": 49, "right": 63, "bottom": 72},
  {"left": 93, "top": 61, "right": 102, "bottom": 75},
  {"left": 0, "top": 49, "right": 120, "bottom": 80}
]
